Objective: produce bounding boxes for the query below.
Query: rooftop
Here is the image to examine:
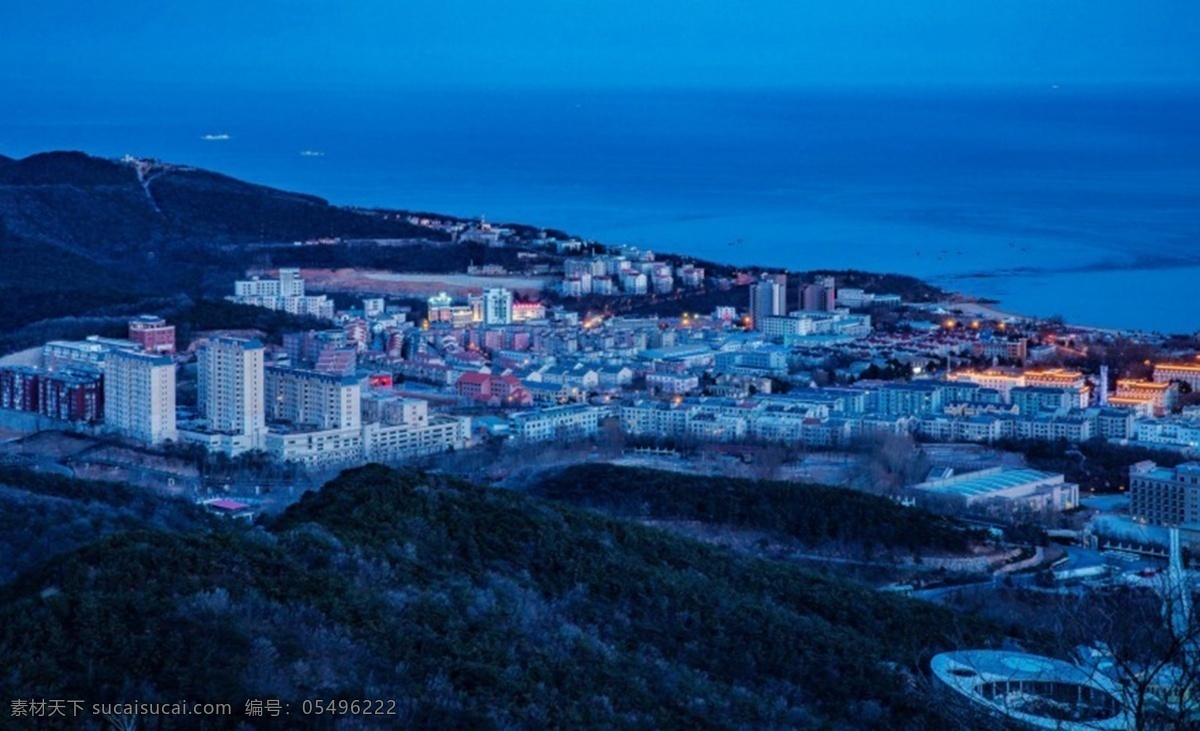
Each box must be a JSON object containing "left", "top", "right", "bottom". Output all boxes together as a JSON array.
[{"left": 913, "top": 467, "right": 1062, "bottom": 499}]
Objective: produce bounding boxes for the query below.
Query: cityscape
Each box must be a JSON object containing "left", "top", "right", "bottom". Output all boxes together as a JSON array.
[{"left": 2, "top": 1, "right": 1200, "bottom": 729}]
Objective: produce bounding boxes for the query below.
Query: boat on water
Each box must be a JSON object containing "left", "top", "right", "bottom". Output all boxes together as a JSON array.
[{"left": 200, "top": 133, "right": 231, "bottom": 141}]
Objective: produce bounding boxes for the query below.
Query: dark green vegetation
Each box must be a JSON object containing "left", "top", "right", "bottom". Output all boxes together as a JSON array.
[
  {"left": 0, "top": 467, "right": 209, "bottom": 584},
  {"left": 997, "top": 438, "right": 1189, "bottom": 493},
  {"left": 0, "top": 296, "right": 331, "bottom": 355},
  {"left": 0, "top": 464, "right": 992, "bottom": 729},
  {"left": 531, "top": 463, "right": 978, "bottom": 558},
  {"left": 264, "top": 239, "right": 537, "bottom": 275},
  {"left": 0, "top": 151, "right": 445, "bottom": 333}
]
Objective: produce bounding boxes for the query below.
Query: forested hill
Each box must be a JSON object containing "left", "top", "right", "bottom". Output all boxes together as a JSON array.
[
  {"left": 530, "top": 463, "right": 981, "bottom": 558},
  {"left": 0, "top": 464, "right": 992, "bottom": 729},
  {"left": 0, "top": 151, "right": 437, "bottom": 256},
  {"left": 0, "top": 151, "right": 447, "bottom": 329}
]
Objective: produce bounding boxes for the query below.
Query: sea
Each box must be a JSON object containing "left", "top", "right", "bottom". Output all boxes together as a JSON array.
[{"left": 3, "top": 85, "right": 1198, "bottom": 334}]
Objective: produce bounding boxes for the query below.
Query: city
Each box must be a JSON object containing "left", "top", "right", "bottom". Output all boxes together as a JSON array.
[{"left": 3, "top": 2, "right": 1200, "bottom": 729}]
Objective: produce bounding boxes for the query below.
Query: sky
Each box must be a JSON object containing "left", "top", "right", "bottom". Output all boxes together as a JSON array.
[{"left": 3, "top": 0, "right": 1199, "bottom": 93}]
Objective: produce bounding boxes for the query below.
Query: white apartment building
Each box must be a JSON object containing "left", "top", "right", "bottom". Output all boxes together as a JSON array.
[
  {"left": 103, "top": 349, "right": 177, "bottom": 444},
  {"left": 265, "top": 367, "right": 360, "bottom": 430},
  {"left": 509, "top": 404, "right": 610, "bottom": 443},
  {"left": 230, "top": 268, "right": 334, "bottom": 321},
  {"left": 482, "top": 288, "right": 514, "bottom": 325},
  {"left": 187, "top": 337, "right": 266, "bottom": 455}
]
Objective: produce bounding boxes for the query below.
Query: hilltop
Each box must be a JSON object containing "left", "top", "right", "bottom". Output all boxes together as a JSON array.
[{"left": 0, "top": 151, "right": 446, "bottom": 329}]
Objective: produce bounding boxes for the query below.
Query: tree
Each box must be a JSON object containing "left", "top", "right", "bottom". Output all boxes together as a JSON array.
[{"left": 1046, "top": 585, "right": 1200, "bottom": 731}]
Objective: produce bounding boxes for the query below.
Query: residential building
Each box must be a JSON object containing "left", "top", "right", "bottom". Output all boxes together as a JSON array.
[
  {"left": 127, "top": 315, "right": 176, "bottom": 355},
  {"left": 749, "top": 274, "right": 787, "bottom": 330},
  {"left": 1155, "top": 363, "right": 1200, "bottom": 391},
  {"left": 265, "top": 366, "right": 360, "bottom": 430},
  {"left": 800, "top": 276, "right": 836, "bottom": 312},
  {"left": 186, "top": 337, "right": 266, "bottom": 455},
  {"left": 1115, "top": 379, "right": 1178, "bottom": 417},
  {"left": 1130, "top": 461, "right": 1200, "bottom": 526},
  {"left": 482, "top": 288, "right": 514, "bottom": 325},
  {"left": 104, "top": 349, "right": 177, "bottom": 444}
]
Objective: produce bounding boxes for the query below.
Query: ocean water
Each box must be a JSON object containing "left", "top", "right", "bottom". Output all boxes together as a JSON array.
[{"left": 2, "top": 86, "right": 1198, "bottom": 333}]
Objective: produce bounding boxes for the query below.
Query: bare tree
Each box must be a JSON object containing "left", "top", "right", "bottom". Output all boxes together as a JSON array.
[{"left": 1046, "top": 585, "right": 1200, "bottom": 731}]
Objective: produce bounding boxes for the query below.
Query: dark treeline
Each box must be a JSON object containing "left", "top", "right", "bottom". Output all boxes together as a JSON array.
[
  {"left": 995, "top": 438, "right": 1189, "bottom": 492},
  {"left": 529, "top": 464, "right": 980, "bottom": 557}
]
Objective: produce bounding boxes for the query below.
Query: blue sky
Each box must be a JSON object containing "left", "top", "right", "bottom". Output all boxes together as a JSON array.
[{"left": 4, "top": 0, "right": 1199, "bottom": 91}]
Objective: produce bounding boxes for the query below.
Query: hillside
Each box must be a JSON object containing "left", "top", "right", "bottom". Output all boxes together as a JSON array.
[
  {"left": 530, "top": 463, "right": 981, "bottom": 558},
  {"left": 0, "top": 151, "right": 447, "bottom": 330},
  {"left": 0, "top": 464, "right": 993, "bottom": 729},
  {"left": 0, "top": 467, "right": 211, "bottom": 584}
]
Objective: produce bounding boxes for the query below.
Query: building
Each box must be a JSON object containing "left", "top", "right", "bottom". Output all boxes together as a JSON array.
[
  {"left": 1115, "top": 379, "right": 1179, "bottom": 417},
  {"left": 1155, "top": 363, "right": 1200, "bottom": 391},
  {"left": 1024, "top": 369, "right": 1089, "bottom": 404},
  {"left": 0, "top": 366, "right": 40, "bottom": 413},
  {"left": 972, "top": 336, "right": 1027, "bottom": 362},
  {"left": 911, "top": 467, "right": 1079, "bottom": 514},
  {"left": 1135, "top": 417, "right": 1200, "bottom": 450},
  {"left": 362, "top": 405, "right": 471, "bottom": 462},
  {"left": 948, "top": 369, "right": 1025, "bottom": 403},
  {"left": 509, "top": 404, "right": 609, "bottom": 443},
  {"left": 265, "top": 366, "right": 360, "bottom": 431},
  {"left": 283, "top": 329, "right": 348, "bottom": 367},
  {"left": 749, "top": 274, "right": 787, "bottom": 330},
  {"left": 127, "top": 315, "right": 176, "bottom": 355},
  {"left": 1130, "top": 460, "right": 1200, "bottom": 526},
  {"left": 482, "top": 288, "right": 514, "bottom": 325},
  {"left": 512, "top": 301, "right": 546, "bottom": 322},
  {"left": 800, "top": 276, "right": 836, "bottom": 312},
  {"left": 43, "top": 336, "right": 140, "bottom": 372},
  {"left": 0, "top": 366, "right": 104, "bottom": 423},
  {"left": 677, "top": 265, "right": 704, "bottom": 287},
  {"left": 40, "top": 371, "right": 103, "bottom": 423},
  {"left": 104, "top": 349, "right": 177, "bottom": 444},
  {"left": 264, "top": 394, "right": 469, "bottom": 468},
  {"left": 186, "top": 337, "right": 266, "bottom": 455},
  {"left": 931, "top": 650, "right": 1127, "bottom": 730},
  {"left": 646, "top": 371, "right": 700, "bottom": 395},
  {"left": 363, "top": 297, "right": 385, "bottom": 318},
  {"left": 1011, "top": 386, "right": 1081, "bottom": 415},
  {"left": 230, "top": 268, "right": 333, "bottom": 320}
]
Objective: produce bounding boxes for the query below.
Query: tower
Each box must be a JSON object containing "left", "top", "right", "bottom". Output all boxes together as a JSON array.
[
  {"left": 801, "top": 276, "right": 836, "bottom": 312},
  {"left": 483, "top": 288, "right": 514, "bottom": 325},
  {"left": 104, "top": 349, "right": 177, "bottom": 444},
  {"left": 197, "top": 337, "right": 266, "bottom": 451},
  {"left": 749, "top": 273, "right": 787, "bottom": 330}
]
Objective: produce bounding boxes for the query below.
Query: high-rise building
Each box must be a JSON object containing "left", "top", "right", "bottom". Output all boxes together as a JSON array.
[
  {"left": 749, "top": 274, "right": 787, "bottom": 330},
  {"left": 128, "top": 315, "right": 176, "bottom": 355},
  {"left": 482, "top": 288, "right": 514, "bottom": 325},
  {"left": 104, "top": 349, "right": 177, "bottom": 444},
  {"left": 801, "top": 276, "right": 836, "bottom": 312},
  {"left": 197, "top": 337, "right": 265, "bottom": 450},
  {"left": 265, "top": 366, "right": 361, "bottom": 431},
  {"left": 278, "top": 267, "right": 305, "bottom": 297}
]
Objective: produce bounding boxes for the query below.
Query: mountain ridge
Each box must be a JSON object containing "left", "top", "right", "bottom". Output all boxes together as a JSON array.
[{"left": 0, "top": 150, "right": 449, "bottom": 331}]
